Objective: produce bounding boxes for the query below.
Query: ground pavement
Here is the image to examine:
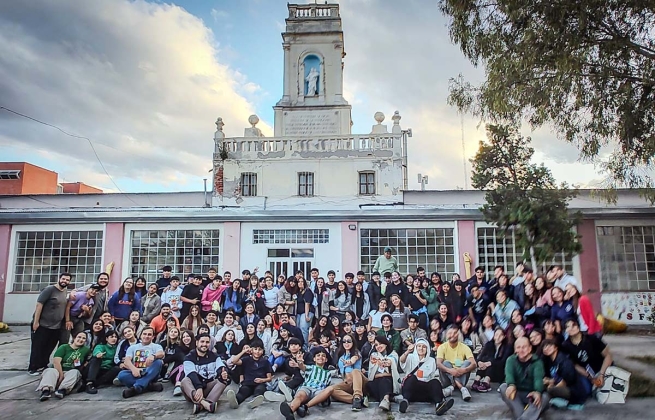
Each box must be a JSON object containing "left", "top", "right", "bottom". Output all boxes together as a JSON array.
[{"left": 1, "top": 326, "right": 654, "bottom": 420}]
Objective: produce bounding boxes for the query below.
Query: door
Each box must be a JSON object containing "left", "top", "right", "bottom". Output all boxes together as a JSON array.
[{"left": 267, "top": 248, "right": 314, "bottom": 280}]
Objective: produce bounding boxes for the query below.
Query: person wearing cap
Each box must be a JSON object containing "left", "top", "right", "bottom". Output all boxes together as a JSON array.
[
  {"left": 156, "top": 266, "right": 174, "bottom": 296},
  {"left": 376, "top": 314, "right": 401, "bottom": 354},
  {"left": 367, "top": 271, "right": 386, "bottom": 308},
  {"left": 397, "top": 338, "right": 454, "bottom": 415},
  {"left": 373, "top": 247, "right": 399, "bottom": 275},
  {"left": 279, "top": 346, "right": 335, "bottom": 420},
  {"left": 65, "top": 283, "right": 101, "bottom": 340}
]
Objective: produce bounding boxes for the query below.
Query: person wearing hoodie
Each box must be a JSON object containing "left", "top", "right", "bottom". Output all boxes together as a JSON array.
[
  {"left": 108, "top": 278, "right": 141, "bottom": 323},
  {"left": 84, "top": 329, "right": 120, "bottom": 394},
  {"left": 366, "top": 335, "right": 400, "bottom": 412},
  {"left": 397, "top": 338, "right": 454, "bottom": 416},
  {"left": 201, "top": 275, "right": 228, "bottom": 316}
]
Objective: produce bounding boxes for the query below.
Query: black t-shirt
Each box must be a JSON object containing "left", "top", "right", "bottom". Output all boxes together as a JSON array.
[
  {"left": 466, "top": 295, "right": 489, "bottom": 324},
  {"left": 241, "top": 355, "right": 273, "bottom": 386},
  {"left": 296, "top": 288, "right": 315, "bottom": 315},
  {"left": 562, "top": 334, "right": 607, "bottom": 375},
  {"left": 181, "top": 284, "right": 203, "bottom": 309}
]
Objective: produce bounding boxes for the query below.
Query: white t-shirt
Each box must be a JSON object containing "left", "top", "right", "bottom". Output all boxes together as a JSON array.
[
  {"left": 126, "top": 342, "right": 163, "bottom": 369},
  {"left": 368, "top": 310, "right": 390, "bottom": 329},
  {"left": 263, "top": 288, "right": 278, "bottom": 309}
]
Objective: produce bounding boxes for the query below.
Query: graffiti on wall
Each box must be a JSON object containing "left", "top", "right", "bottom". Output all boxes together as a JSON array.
[{"left": 601, "top": 293, "right": 655, "bottom": 324}]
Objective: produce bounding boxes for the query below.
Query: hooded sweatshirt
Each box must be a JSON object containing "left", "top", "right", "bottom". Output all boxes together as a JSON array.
[
  {"left": 367, "top": 350, "right": 401, "bottom": 394},
  {"left": 400, "top": 338, "right": 439, "bottom": 382}
]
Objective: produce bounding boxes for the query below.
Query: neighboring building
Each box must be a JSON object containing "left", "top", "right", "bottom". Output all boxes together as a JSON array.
[
  {"left": 0, "top": 3, "right": 653, "bottom": 325},
  {"left": 0, "top": 162, "right": 102, "bottom": 195}
]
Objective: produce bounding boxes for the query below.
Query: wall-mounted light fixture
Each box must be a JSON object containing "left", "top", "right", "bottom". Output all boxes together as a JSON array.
[{"left": 348, "top": 224, "right": 357, "bottom": 231}]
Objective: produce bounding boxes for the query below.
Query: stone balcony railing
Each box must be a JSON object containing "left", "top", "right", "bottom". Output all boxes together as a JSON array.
[
  {"left": 288, "top": 3, "right": 339, "bottom": 19},
  {"left": 214, "top": 134, "right": 401, "bottom": 160}
]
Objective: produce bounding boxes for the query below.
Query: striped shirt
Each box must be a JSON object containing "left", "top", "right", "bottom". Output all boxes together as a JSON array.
[{"left": 302, "top": 364, "right": 332, "bottom": 390}]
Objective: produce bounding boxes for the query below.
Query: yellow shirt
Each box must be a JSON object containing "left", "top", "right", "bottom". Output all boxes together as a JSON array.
[{"left": 436, "top": 342, "right": 473, "bottom": 365}]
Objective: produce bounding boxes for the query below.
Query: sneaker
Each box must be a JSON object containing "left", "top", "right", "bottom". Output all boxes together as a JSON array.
[
  {"left": 351, "top": 397, "right": 363, "bottom": 412},
  {"left": 296, "top": 404, "right": 308, "bottom": 418},
  {"left": 278, "top": 381, "right": 293, "bottom": 402},
  {"left": 478, "top": 382, "right": 491, "bottom": 393},
  {"left": 461, "top": 387, "right": 471, "bottom": 402},
  {"left": 265, "top": 391, "right": 287, "bottom": 402},
  {"left": 435, "top": 398, "right": 455, "bottom": 416},
  {"left": 247, "top": 395, "right": 265, "bottom": 409},
  {"left": 85, "top": 384, "right": 98, "bottom": 395},
  {"left": 28, "top": 370, "right": 41, "bottom": 376},
  {"left": 112, "top": 377, "right": 122, "bottom": 386},
  {"left": 379, "top": 398, "right": 391, "bottom": 411},
  {"left": 471, "top": 380, "right": 481, "bottom": 392},
  {"left": 39, "top": 389, "right": 52, "bottom": 401},
  {"left": 54, "top": 389, "right": 66, "bottom": 399},
  {"left": 227, "top": 389, "right": 239, "bottom": 409},
  {"left": 147, "top": 382, "right": 164, "bottom": 392},
  {"left": 320, "top": 397, "right": 331, "bottom": 408},
  {"left": 568, "top": 404, "right": 585, "bottom": 411},
  {"left": 399, "top": 398, "right": 409, "bottom": 413},
  {"left": 442, "top": 385, "right": 454, "bottom": 397},
  {"left": 280, "top": 402, "right": 295, "bottom": 420},
  {"left": 122, "top": 387, "right": 138, "bottom": 399},
  {"left": 192, "top": 403, "right": 202, "bottom": 415},
  {"left": 363, "top": 396, "right": 370, "bottom": 407},
  {"left": 173, "top": 386, "right": 182, "bottom": 396},
  {"left": 207, "top": 401, "right": 218, "bottom": 413},
  {"left": 550, "top": 397, "right": 569, "bottom": 409}
]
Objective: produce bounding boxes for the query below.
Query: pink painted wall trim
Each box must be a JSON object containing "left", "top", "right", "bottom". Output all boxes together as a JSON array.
[
  {"left": 577, "top": 220, "right": 602, "bottom": 312},
  {"left": 457, "top": 220, "right": 477, "bottom": 280},
  {"left": 341, "top": 222, "right": 359, "bottom": 275},
  {"left": 104, "top": 223, "right": 125, "bottom": 293},
  {"left": 0, "top": 225, "right": 12, "bottom": 320},
  {"left": 222, "top": 222, "right": 241, "bottom": 275}
]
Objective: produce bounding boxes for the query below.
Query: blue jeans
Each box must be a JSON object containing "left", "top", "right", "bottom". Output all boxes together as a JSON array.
[
  {"left": 117, "top": 359, "right": 163, "bottom": 391},
  {"left": 296, "top": 312, "right": 314, "bottom": 348},
  {"left": 269, "top": 355, "right": 286, "bottom": 368}
]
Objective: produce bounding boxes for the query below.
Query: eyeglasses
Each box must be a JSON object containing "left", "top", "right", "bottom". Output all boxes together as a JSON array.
[{"left": 342, "top": 339, "right": 353, "bottom": 344}]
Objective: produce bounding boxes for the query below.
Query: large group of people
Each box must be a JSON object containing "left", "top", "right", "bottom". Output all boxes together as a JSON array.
[{"left": 29, "top": 253, "right": 615, "bottom": 419}]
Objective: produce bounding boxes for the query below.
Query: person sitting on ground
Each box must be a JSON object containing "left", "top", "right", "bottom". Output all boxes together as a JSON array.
[
  {"left": 542, "top": 339, "right": 589, "bottom": 410},
  {"left": 331, "top": 333, "right": 368, "bottom": 411},
  {"left": 117, "top": 310, "right": 146, "bottom": 339},
  {"left": 436, "top": 324, "right": 477, "bottom": 402},
  {"left": 366, "top": 335, "right": 400, "bottom": 412},
  {"left": 38, "top": 331, "right": 90, "bottom": 401},
  {"left": 360, "top": 329, "right": 377, "bottom": 371},
  {"left": 84, "top": 329, "right": 120, "bottom": 394},
  {"left": 227, "top": 340, "right": 273, "bottom": 409},
  {"left": 397, "top": 338, "right": 454, "bottom": 416},
  {"left": 99, "top": 311, "right": 116, "bottom": 332},
  {"left": 215, "top": 311, "right": 244, "bottom": 342},
  {"left": 264, "top": 337, "right": 311, "bottom": 403},
  {"left": 472, "top": 327, "right": 512, "bottom": 393},
  {"left": 181, "top": 304, "right": 204, "bottom": 335},
  {"left": 269, "top": 326, "right": 293, "bottom": 372},
  {"left": 562, "top": 319, "right": 613, "bottom": 391},
  {"left": 117, "top": 327, "right": 165, "bottom": 398},
  {"left": 240, "top": 302, "right": 261, "bottom": 331},
  {"left": 376, "top": 314, "right": 401, "bottom": 354},
  {"left": 161, "top": 326, "right": 185, "bottom": 381},
  {"left": 156, "top": 317, "right": 180, "bottom": 344},
  {"left": 459, "top": 316, "right": 482, "bottom": 358},
  {"left": 170, "top": 330, "right": 196, "bottom": 396},
  {"left": 308, "top": 315, "right": 333, "bottom": 348},
  {"left": 181, "top": 333, "right": 232, "bottom": 415},
  {"left": 115, "top": 325, "right": 138, "bottom": 370},
  {"left": 500, "top": 337, "right": 549, "bottom": 420},
  {"left": 400, "top": 314, "right": 428, "bottom": 352},
  {"left": 149, "top": 303, "right": 179, "bottom": 335},
  {"left": 279, "top": 347, "right": 335, "bottom": 420}
]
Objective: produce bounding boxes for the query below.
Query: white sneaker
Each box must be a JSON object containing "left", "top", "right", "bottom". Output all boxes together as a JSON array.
[
  {"left": 264, "top": 391, "right": 286, "bottom": 402},
  {"left": 247, "top": 395, "right": 265, "bottom": 409},
  {"left": 378, "top": 398, "right": 391, "bottom": 411},
  {"left": 278, "top": 381, "right": 292, "bottom": 402},
  {"left": 461, "top": 387, "right": 471, "bottom": 402},
  {"left": 112, "top": 378, "right": 122, "bottom": 387},
  {"left": 173, "top": 386, "right": 182, "bottom": 396},
  {"left": 442, "top": 385, "right": 454, "bottom": 397},
  {"left": 227, "top": 389, "right": 239, "bottom": 409}
]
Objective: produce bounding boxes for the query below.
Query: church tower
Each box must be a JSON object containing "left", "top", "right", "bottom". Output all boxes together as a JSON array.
[{"left": 274, "top": 3, "right": 352, "bottom": 136}]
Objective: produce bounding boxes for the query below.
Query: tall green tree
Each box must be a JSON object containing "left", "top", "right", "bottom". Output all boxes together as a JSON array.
[
  {"left": 439, "top": 0, "right": 655, "bottom": 201},
  {"left": 472, "top": 124, "right": 582, "bottom": 269}
]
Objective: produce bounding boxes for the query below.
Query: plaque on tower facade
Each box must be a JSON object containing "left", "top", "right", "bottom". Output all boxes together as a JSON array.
[{"left": 283, "top": 110, "right": 340, "bottom": 136}]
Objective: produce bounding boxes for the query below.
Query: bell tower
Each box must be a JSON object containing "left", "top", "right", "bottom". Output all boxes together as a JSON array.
[{"left": 274, "top": 2, "right": 352, "bottom": 136}]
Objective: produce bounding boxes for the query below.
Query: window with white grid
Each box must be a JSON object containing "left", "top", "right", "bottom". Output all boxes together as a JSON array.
[
  {"left": 13, "top": 230, "right": 103, "bottom": 292},
  {"left": 129, "top": 230, "right": 220, "bottom": 282},
  {"left": 241, "top": 172, "right": 257, "bottom": 197},
  {"left": 359, "top": 172, "right": 375, "bottom": 195},
  {"left": 253, "top": 229, "right": 329, "bottom": 244},
  {"left": 476, "top": 227, "right": 574, "bottom": 277},
  {"left": 597, "top": 225, "right": 655, "bottom": 291},
  {"left": 298, "top": 172, "right": 314, "bottom": 197},
  {"left": 360, "top": 228, "right": 456, "bottom": 277}
]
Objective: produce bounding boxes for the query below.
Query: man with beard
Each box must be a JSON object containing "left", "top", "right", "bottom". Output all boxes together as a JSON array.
[
  {"left": 181, "top": 333, "right": 232, "bottom": 414},
  {"left": 118, "top": 327, "right": 165, "bottom": 398},
  {"left": 436, "top": 324, "right": 476, "bottom": 402},
  {"left": 28, "top": 273, "right": 72, "bottom": 375},
  {"left": 149, "top": 303, "right": 180, "bottom": 334}
]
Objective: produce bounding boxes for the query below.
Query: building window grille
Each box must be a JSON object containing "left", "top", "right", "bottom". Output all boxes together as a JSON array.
[
  {"left": 253, "top": 229, "right": 329, "bottom": 244},
  {"left": 298, "top": 172, "right": 314, "bottom": 197},
  {"left": 241, "top": 173, "right": 257, "bottom": 197},
  {"left": 597, "top": 225, "right": 655, "bottom": 291},
  {"left": 359, "top": 172, "right": 375, "bottom": 195}
]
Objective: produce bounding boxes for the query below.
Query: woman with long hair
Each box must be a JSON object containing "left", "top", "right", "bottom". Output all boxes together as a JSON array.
[
  {"left": 534, "top": 276, "right": 554, "bottom": 321},
  {"left": 181, "top": 304, "right": 203, "bottom": 334},
  {"left": 564, "top": 283, "right": 602, "bottom": 336},
  {"left": 215, "top": 329, "right": 240, "bottom": 361},
  {"left": 329, "top": 281, "right": 351, "bottom": 321},
  {"left": 367, "top": 297, "right": 390, "bottom": 332},
  {"left": 459, "top": 316, "right": 482, "bottom": 357},
  {"left": 314, "top": 277, "right": 331, "bottom": 317},
  {"left": 407, "top": 277, "right": 428, "bottom": 328},
  {"left": 388, "top": 294, "right": 411, "bottom": 331},
  {"left": 478, "top": 314, "right": 495, "bottom": 346},
  {"left": 256, "top": 319, "right": 274, "bottom": 355},
  {"left": 240, "top": 323, "right": 258, "bottom": 348},
  {"left": 366, "top": 335, "right": 401, "bottom": 412},
  {"left": 108, "top": 278, "right": 141, "bottom": 323},
  {"left": 269, "top": 326, "right": 292, "bottom": 372},
  {"left": 450, "top": 280, "right": 467, "bottom": 323},
  {"left": 117, "top": 310, "right": 146, "bottom": 338},
  {"left": 169, "top": 330, "right": 196, "bottom": 396},
  {"left": 222, "top": 279, "right": 245, "bottom": 318},
  {"left": 350, "top": 281, "right": 371, "bottom": 321},
  {"left": 308, "top": 315, "right": 333, "bottom": 348},
  {"left": 134, "top": 277, "right": 147, "bottom": 299},
  {"left": 472, "top": 327, "right": 512, "bottom": 392},
  {"left": 161, "top": 326, "right": 184, "bottom": 380},
  {"left": 295, "top": 277, "right": 315, "bottom": 345},
  {"left": 115, "top": 326, "right": 139, "bottom": 368},
  {"left": 330, "top": 333, "right": 365, "bottom": 409},
  {"left": 550, "top": 286, "right": 575, "bottom": 333},
  {"left": 277, "top": 276, "right": 298, "bottom": 316},
  {"left": 84, "top": 319, "right": 107, "bottom": 350},
  {"left": 244, "top": 275, "right": 265, "bottom": 316}
]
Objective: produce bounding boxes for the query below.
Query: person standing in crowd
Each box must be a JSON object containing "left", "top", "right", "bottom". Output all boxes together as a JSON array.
[
  {"left": 156, "top": 266, "right": 173, "bottom": 296},
  {"left": 141, "top": 283, "right": 162, "bottom": 324},
  {"left": 29, "top": 272, "right": 71, "bottom": 375},
  {"left": 117, "top": 327, "right": 165, "bottom": 398},
  {"left": 180, "top": 275, "right": 204, "bottom": 322},
  {"left": 161, "top": 276, "right": 183, "bottom": 319},
  {"left": 436, "top": 324, "right": 476, "bottom": 402},
  {"left": 203, "top": 267, "right": 219, "bottom": 288},
  {"left": 65, "top": 284, "right": 101, "bottom": 340},
  {"left": 500, "top": 337, "right": 549, "bottom": 420},
  {"left": 108, "top": 278, "right": 141, "bottom": 324},
  {"left": 295, "top": 278, "right": 314, "bottom": 346},
  {"left": 385, "top": 271, "right": 408, "bottom": 303},
  {"left": 373, "top": 247, "right": 399, "bottom": 275},
  {"left": 548, "top": 264, "right": 580, "bottom": 292},
  {"left": 37, "top": 330, "right": 90, "bottom": 401}
]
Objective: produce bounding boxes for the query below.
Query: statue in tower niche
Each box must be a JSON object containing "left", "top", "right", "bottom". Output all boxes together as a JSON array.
[{"left": 305, "top": 67, "right": 319, "bottom": 96}]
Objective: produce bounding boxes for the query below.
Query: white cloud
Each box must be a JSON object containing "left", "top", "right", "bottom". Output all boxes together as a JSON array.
[{"left": 0, "top": 0, "right": 269, "bottom": 191}]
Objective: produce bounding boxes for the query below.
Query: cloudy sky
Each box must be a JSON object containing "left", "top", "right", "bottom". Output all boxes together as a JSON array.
[{"left": 0, "top": 0, "right": 601, "bottom": 193}]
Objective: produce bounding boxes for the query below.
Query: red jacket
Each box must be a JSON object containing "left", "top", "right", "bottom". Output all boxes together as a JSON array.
[{"left": 578, "top": 295, "right": 602, "bottom": 335}]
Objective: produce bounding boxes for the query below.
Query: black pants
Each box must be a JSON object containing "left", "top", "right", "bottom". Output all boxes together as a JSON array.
[
  {"left": 236, "top": 383, "right": 267, "bottom": 404},
  {"left": 402, "top": 375, "right": 444, "bottom": 403},
  {"left": 85, "top": 358, "right": 121, "bottom": 386},
  {"left": 29, "top": 327, "right": 61, "bottom": 371},
  {"left": 161, "top": 351, "right": 185, "bottom": 378},
  {"left": 366, "top": 376, "right": 394, "bottom": 401},
  {"left": 478, "top": 360, "right": 505, "bottom": 383}
]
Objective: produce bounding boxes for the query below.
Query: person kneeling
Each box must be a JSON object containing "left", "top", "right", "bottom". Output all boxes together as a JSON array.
[
  {"left": 397, "top": 338, "right": 454, "bottom": 416},
  {"left": 181, "top": 333, "right": 231, "bottom": 414},
  {"left": 117, "top": 327, "right": 165, "bottom": 398},
  {"left": 38, "top": 331, "right": 90, "bottom": 401},
  {"left": 280, "top": 347, "right": 334, "bottom": 420},
  {"left": 227, "top": 340, "right": 272, "bottom": 409}
]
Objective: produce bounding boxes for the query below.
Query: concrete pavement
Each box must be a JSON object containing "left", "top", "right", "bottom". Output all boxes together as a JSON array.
[{"left": 0, "top": 326, "right": 654, "bottom": 420}]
